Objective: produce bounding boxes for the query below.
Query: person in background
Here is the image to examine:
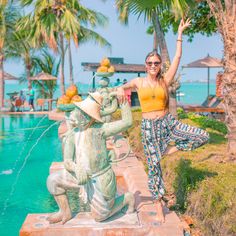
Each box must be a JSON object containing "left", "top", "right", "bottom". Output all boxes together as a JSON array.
[
  {"left": 123, "top": 79, "right": 131, "bottom": 106},
  {"left": 28, "top": 85, "right": 35, "bottom": 111},
  {"left": 15, "top": 90, "right": 26, "bottom": 112},
  {"left": 116, "top": 18, "right": 209, "bottom": 223},
  {"left": 19, "top": 90, "right": 26, "bottom": 104},
  {"left": 114, "top": 78, "right": 123, "bottom": 87}
]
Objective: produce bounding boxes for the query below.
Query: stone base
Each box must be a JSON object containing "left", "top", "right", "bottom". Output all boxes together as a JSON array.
[
  {"left": 20, "top": 212, "right": 141, "bottom": 236},
  {"left": 20, "top": 210, "right": 184, "bottom": 236}
]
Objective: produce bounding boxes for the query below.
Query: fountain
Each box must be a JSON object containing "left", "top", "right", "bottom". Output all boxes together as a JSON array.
[{"left": 1, "top": 116, "right": 58, "bottom": 217}]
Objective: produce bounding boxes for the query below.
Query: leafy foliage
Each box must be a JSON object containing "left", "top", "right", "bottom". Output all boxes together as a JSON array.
[
  {"left": 0, "top": 2, "right": 20, "bottom": 54},
  {"left": 19, "top": 0, "right": 110, "bottom": 51},
  {"left": 30, "top": 50, "right": 59, "bottom": 98},
  {"left": 159, "top": 1, "right": 218, "bottom": 41},
  {"left": 177, "top": 108, "right": 227, "bottom": 135},
  {"left": 116, "top": 0, "right": 218, "bottom": 42},
  {"left": 192, "top": 116, "right": 227, "bottom": 135},
  {"left": 116, "top": 0, "right": 188, "bottom": 23}
]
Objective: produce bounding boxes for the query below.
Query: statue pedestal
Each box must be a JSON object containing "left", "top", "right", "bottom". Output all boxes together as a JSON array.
[
  {"left": 20, "top": 211, "right": 140, "bottom": 236},
  {"left": 20, "top": 138, "right": 188, "bottom": 236}
]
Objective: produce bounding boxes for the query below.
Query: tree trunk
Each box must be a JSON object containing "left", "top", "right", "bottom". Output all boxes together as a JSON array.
[
  {"left": 206, "top": 0, "right": 236, "bottom": 157},
  {"left": 168, "top": 84, "right": 179, "bottom": 118},
  {"left": 0, "top": 52, "right": 5, "bottom": 108},
  {"left": 152, "top": 11, "right": 170, "bottom": 64},
  {"left": 25, "top": 55, "right": 32, "bottom": 87},
  {"left": 59, "top": 32, "right": 65, "bottom": 94},
  {"left": 223, "top": 71, "right": 236, "bottom": 157},
  {"left": 68, "top": 40, "right": 74, "bottom": 85},
  {"left": 222, "top": 51, "right": 236, "bottom": 158},
  {"left": 152, "top": 11, "right": 178, "bottom": 118},
  {"left": 153, "top": 31, "right": 157, "bottom": 51}
]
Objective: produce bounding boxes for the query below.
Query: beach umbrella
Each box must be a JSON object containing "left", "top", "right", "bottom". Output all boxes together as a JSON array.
[
  {"left": 0, "top": 70, "right": 19, "bottom": 80},
  {"left": 29, "top": 72, "right": 58, "bottom": 107},
  {"left": 28, "top": 72, "right": 57, "bottom": 81},
  {"left": 182, "top": 54, "right": 223, "bottom": 97}
]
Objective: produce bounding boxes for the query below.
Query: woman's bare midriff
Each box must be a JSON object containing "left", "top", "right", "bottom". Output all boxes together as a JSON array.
[{"left": 142, "top": 110, "right": 168, "bottom": 119}]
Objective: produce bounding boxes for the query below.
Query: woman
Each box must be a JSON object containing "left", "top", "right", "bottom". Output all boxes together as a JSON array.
[{"left": 116, "top": 19, "right": 209, "bottom": 222}]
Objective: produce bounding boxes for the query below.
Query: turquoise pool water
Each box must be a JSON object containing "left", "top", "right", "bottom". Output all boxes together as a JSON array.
[{"left": 0, "top": 115, "right": 62, "bottom": 236}]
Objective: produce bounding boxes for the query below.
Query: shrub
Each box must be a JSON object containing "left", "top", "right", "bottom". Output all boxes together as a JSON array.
[
  {"left": 191, "top": 116, "right": 227, "bottom": 135},
  {"left": 177, "top": 110, "right": 227, "bottom": 135},
  {"left": 177, "top": 107, "right": 188, "bottom": 119}
]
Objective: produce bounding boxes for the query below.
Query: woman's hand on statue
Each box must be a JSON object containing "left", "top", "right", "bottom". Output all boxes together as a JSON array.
[
  {"left": 178, "top": 18, "right": 191, "bottom": 34},
  {"left": 116, "top": 87, "right": 126, "bottom": 104},
  {"left": 109, "top": 91, "right": 118, "bottom": 99}
]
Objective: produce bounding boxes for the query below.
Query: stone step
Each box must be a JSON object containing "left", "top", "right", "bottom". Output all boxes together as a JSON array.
[{"left": 20, "top": 211, "right": 184, "bottom": 236}]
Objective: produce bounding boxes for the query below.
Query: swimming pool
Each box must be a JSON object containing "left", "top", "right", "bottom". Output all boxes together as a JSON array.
[{"left": 0, "top": 115, "right": 62, "bottom": 236}]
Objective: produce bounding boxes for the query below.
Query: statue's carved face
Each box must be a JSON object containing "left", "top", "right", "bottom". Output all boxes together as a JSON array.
[
  {"left": 98, "top": 78, "right": 109, "bottom": 87},
  {"left": 69, "top": 108, "right": 92, "bottom": 129}
]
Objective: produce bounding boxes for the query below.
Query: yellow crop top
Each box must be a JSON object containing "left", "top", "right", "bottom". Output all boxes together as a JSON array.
[{"left": 137, "top": 85, "right": 167, "bottom": 112}]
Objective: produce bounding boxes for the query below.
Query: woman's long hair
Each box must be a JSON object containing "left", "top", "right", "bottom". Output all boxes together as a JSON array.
[{"left": 145, "top": 50, "right": 169, "bottom": 109}]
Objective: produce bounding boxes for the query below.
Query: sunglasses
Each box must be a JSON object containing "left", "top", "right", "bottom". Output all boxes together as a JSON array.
[{"left": 146, "top": 61, "right": 161, "bottom": 67}]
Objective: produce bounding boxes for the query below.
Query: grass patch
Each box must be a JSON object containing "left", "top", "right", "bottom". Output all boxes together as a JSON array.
[
  {"left": 114, "top": 108, "right": 236, "bottom": 235},
  {"left": 186, "top": 163, "right": 236, "bottom": 235},
  {"left": 173, "top": 158, "right": 217, "bottom": 213}
]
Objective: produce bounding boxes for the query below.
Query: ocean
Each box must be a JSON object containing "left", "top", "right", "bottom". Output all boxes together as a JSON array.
[{"left": 4, "top": 81, "right": 216, "bottom": 105}]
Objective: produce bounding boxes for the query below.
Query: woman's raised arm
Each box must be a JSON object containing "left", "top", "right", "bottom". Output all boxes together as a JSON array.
[{"left": 164, "top": 18, "right": 191, "bottom": 86}]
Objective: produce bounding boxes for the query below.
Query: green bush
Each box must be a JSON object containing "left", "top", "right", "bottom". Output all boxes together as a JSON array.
[
  {"left": 191, "top": 116, "right": 227, "bottom": 135},
  {"left": 177, "top": 107, "right": 188, "bottom": 119},
  {"left": 177, "top": 110, "right": 227, "bottom": 135}
]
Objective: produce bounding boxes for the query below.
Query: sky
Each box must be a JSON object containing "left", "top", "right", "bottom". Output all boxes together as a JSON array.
[{"left": 5, "top": 0, "right": 224, "bottom": 86}]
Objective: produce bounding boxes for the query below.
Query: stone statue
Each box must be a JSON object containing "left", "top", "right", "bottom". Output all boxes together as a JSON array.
[
  {"left": 47, "top": 92, "right": 135, "bottom": 224},
  {"left": 60, "top": 88, "right": 118, "bottom": 162},
  {"left": 97, "top": 77, "right": 118, "bottom": 123}
]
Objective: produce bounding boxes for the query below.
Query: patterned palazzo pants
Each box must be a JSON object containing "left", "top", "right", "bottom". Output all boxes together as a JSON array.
[{"left": 141, "top": 113, "right": 209, "bottom": 200}]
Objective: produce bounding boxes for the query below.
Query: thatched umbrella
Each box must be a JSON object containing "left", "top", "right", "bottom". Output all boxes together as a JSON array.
[
  {"left": 0, "top": 70, "right": 19, "bottom": 81},
  {"left": 182, "top": 54, "right": 223, "bottom": 97},
  {"left": 28, "top": 72, "right": 58, "bottom": 110},
  {"left": 28, "top": 72, "right": 57, "bottom": 81}
]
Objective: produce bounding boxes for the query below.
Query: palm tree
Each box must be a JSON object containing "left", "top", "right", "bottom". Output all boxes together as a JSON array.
[
  {"left": 6, "top": 28, "right": 37, "bottom": 87},
  {"left": 206, "top": 0, "right": 236, "bottom": 158},
  {"left": 65, "top": 7, "right": 111, "bottom": 85},
  {"left": 65, "top": 25, "right": 111, "bottom": 85},
  {"left": 19, "top": 0, "right": 80, "bottom": 94},
  {"left": 66, "top": 33, "right": 111, "bottom": 85},
  {"left": 30, "top": 50, "right": 60, "bottom": 99},
  {"left": 115, "top": 0, "right": 189, "bottom": 117},
  {"left": 20, "top": 0, "right": 110, "bottom": 95},
  {"left": 0, "top": 2, "right": 19, "bottom": 108},
  {"left": 67, "top": 39, "right": 73, "bottom": 84}
]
